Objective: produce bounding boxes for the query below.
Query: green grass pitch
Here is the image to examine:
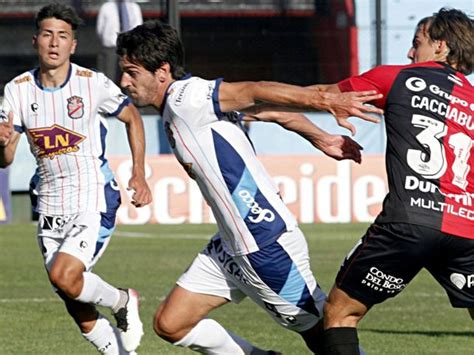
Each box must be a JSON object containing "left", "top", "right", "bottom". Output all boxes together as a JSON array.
[{"left": 1, "top": 223, "right": 473, "bottom": 354}]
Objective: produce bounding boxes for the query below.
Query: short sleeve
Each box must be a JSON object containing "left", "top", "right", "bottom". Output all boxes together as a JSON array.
[
  {"left": 2, "top": 82, "right": 24, "bottom": 133},
  {"left": 337, "top": 65, "right": 404, "bottom": 109},
  {"left": 169, "top": 78, "right": 221, "bottom": 122},
  {"left": 96, "top": 72, "right": 131, "bottom": 117}
]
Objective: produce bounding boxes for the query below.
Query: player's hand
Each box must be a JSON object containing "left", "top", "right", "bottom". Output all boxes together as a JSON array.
[
  {"left": 127, "top": 174, "right": 152, "bottom": 208},
  {"left": 316, "top": 134, "right": 363, "bottom": 163},
  {"left": 0, "top": 111, "right": 14, "bottom": 147},
  {"left": 323, "top": 90, "right": 383, "bottom": 135}
]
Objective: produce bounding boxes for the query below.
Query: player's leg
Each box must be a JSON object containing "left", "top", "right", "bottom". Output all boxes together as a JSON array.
[
  {"left": 91, "top": 180, "right": 144, "bottom": 351},
  {"left": 40, "top": 193, "right": 142, "bottom": 350},
  {"left": 60, "top": 295, "right": 130, "bottom": 354},
  {"left": 155, "top": 234, "right": 276, "bottom": 354},
  {"left": 46, "top": 212, "right": 125, "bottom": 310},
  {"left": 322, "top": 286, "right": 368, "bottom": 354},
  {"left": 238, "top": 227, "right": 326, "bottom": 354},
  {"left": 298, "top": 320, "right": 325, "bottom": 354},
  {"left": 323, "top": 223, "right": 426, "bottom": 354},
  {"left": 425, "top": 229, "right": 474, "bottom": 324},
  {"left": 37, "top": 216, "right": 130, "bottom": 354}
]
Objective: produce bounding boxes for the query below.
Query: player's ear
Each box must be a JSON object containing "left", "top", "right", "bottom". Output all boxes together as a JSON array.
[
  {"left": 32, "top": 35, "right": 38, "bottom": 48},
  {"left": 434, "top": 39, "right": 450, "bottom": 61},
  {"left": 434, "top": 39, "right": 446, "bottom": 54},
  {"left": 155, "top": 62, "right": 171, "bottom": 83},
  {"left": 70, "top": 38, "right": 77, "bottom": 55}
]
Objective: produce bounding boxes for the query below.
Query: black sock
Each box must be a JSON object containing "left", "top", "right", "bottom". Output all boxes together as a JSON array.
[{"left": 323, "top": 327, "right": 359, "bottom": 355}]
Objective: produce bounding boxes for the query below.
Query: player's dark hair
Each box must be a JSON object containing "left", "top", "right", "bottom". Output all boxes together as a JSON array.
[
  {"left": 35, "top": 3, "right": 83, "bottom": 32},
  {"left": 419, "top": 8, "right": 473, "bottom": 75},
  {"left": 116, "top": 20, "right": 186, "bottom": 79}
]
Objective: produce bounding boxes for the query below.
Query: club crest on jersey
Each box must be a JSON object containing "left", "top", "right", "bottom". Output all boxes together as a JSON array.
[
  {"left": 67, "top": 96, "right": 85, "bottom": 119},
  {"left": 29, "top": 124, "right": 86, "bottom": 159}
]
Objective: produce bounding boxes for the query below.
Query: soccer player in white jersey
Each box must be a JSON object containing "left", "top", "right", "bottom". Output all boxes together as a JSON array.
[
  {"left": 0, "top": 4, "right": 152, "bottom": 354},
  {"left": 115, "top": 21, "right": 383, "bottom": 354}
]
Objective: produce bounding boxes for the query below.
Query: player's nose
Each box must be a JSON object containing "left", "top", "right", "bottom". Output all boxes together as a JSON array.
[{"left": 119, "top": 74, "right": 129, "bottom": 88}]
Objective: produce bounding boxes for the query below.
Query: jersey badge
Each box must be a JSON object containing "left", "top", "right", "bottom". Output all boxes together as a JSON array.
[
  {"left": 405, "top": 77, "right": 427, "bottom": 92},
  {"left": 76, "top": 69, "right": 93, "bottom": 78},
  {"left": 67, "top": 96, "right": 85, "bottom": 119},
  {"left": 14, "top": 75, "right": 31, "bottom": 85},
  {"left": 29, "top": 124, "right": 86, "bottom": 159}
]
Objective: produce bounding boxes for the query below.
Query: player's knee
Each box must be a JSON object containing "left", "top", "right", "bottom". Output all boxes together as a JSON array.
[
  {"left": 153, "top": 307, "right": 185, "bottom": 343},
  {"left": 323, "top": 298, "right": 365, "bottom": 328},
  {"left": 49, "top": 265, "right": 82, "bottom": 298}
]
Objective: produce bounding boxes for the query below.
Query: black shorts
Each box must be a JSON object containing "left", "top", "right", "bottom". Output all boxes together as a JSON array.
[{"left": 336, "top": 223, "right": 474, "bottom": 308}]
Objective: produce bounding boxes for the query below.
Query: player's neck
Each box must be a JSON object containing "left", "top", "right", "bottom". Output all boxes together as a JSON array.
[
  {"left": 155, "top": 77, "right": 176, "bottom": 111},
  {"left": 38, "top": 62, "right": 71, "bottom": 88}
]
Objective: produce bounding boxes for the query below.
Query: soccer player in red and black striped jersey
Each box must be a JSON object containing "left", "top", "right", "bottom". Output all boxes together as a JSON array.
[{"left": 318, "top": 8, "right": 474, "bottom": 354}]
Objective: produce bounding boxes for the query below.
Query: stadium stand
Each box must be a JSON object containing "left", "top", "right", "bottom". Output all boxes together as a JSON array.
[{"left": 0, "top": 0, "right": 315, "bottom": 14}]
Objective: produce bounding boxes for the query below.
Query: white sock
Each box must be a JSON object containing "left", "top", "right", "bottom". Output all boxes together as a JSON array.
[
  {"left": 83, "top": 315, "right": 120, "bottom": 354},
  {"left": 174, "top": 318, "right": 266, "bottom": 355},
  {"left": 75, "top": 272, "right": 120, "bottom": 308}
]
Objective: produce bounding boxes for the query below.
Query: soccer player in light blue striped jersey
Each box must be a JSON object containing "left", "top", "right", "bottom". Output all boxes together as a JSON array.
[
  {"left": 0, "top": 4, "right": 152, "bottom": 354},
  {"left": 116, "top": 20, "right": 382, "bottom": 354}
]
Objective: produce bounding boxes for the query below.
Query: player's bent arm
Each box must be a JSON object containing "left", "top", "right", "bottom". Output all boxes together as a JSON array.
[
  {"left": 116, "top": 104, "right": 152, "bottom": 207},
  {"left": 245, "top": 111, "right": 362, "bottom": 163},
  {"left": 245, "top": 111, "right": 330, "bottom": 147},
  {"left": 116, "top": 104, "right": 146, "bottom": 176},
  {"left": 0, "top": 131, "right": 20, "bottom": 168}
]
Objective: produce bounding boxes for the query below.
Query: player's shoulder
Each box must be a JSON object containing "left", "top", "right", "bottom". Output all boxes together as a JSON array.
[
  {"left": 7, "top": 69, "right": 35, "bottom": 87},
  {"left": 170, "top": 75, "right": 214, "bottom": 92},
  {"left": 71, "top": 63, "right": 120, "bottom": 91},
  {"left": 71, "top": 63, "right": 97, "bottom": 79},
  {"left": 364, "top": 62, "right": 444, "bottom": 76},
  {"left": 167, "top": 76, "right": 217, "bottom": 107}
]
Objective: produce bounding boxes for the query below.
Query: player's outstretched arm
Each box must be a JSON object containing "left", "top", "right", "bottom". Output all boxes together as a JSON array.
[
  {"left": 310, "top": 84, "right": 383, "bottom": 135},
  {"left": 0, "top": 112, "right": 20, "bottom": 168},
  {"left": 219, "top": 81, "right": 383, "bottom": 135},
  {"left": 116, "top": 104, "right": 152, "bottom": 208},
  {"left": 246, "top": 111, "right": 363, "bottom": 163}
]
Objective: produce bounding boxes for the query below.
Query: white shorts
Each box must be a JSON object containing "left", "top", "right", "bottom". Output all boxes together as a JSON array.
[
  {"left": 177, "top": 227, "right": 326, "bottom": 333},
  {"left": 37, "top": 212, "right": 111, "bottom": 272}
]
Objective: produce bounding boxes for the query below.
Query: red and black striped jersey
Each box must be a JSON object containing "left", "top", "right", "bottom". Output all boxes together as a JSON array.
[{"left": 338, "top": 61, "right": 473, "bottom": 239}]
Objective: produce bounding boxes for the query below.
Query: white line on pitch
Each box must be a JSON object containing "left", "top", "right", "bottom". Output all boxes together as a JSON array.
[
  {"left": 0, "top": 296, "right": 166, "bottom": 303},
  {"left": 114, "top": 231, "right": 210, "bottom": 240}
]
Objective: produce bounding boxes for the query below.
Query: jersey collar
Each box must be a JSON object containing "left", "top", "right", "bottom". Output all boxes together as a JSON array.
[
  {"left": 34, "top": 64, "right": 73, "bottom": 92},
  {"left": 160, "top": 73, "right": 192, "bottom": 115}
]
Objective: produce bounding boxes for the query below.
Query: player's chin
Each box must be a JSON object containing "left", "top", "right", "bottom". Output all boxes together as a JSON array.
[{"left": 131, "top": 98, "right": 148, "bottom": 108}]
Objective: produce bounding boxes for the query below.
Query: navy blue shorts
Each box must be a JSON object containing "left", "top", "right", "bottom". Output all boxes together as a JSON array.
[{"left": 336, "top": 223, "right": 474, "bottom": 308}]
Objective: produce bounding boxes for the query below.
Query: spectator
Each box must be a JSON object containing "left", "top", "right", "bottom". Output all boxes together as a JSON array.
[{"left": 96, "top": 0, "right": 143, "bottom": 83}]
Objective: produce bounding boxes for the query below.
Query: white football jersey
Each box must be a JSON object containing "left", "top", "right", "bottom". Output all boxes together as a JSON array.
[
  {"left": 163, "top": 76, "right": 297, "bottom": 256},
  {"left": 2, "top": 63, "right": 129, "bottom": 215}
]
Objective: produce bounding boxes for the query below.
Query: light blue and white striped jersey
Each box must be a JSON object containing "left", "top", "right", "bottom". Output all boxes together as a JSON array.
[
  {"left": 2, "top": 63, "right": 129, "bottom": 215},
  {"left": 163, "top": 76, "right": 297, "bottom": 256}
]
